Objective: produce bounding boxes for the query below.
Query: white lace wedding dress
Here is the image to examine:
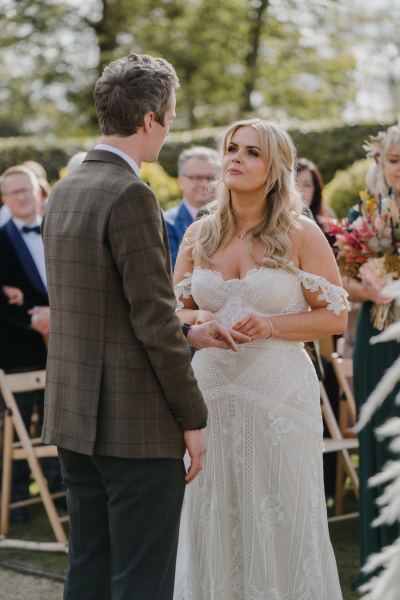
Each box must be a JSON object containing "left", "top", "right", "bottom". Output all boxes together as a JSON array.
[{"left": 174, "top": 265, "right": 347, "bottom": 600}]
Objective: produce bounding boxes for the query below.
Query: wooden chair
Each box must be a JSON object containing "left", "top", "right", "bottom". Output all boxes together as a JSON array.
[
  {"left": 0, "top": 369, "right": 68, "bottom": 550},
  {"left": 321, "top": 344, "right": 359, "bottom": 521},
  {"left": 331, "top": 352, "right": 357, "bottom": 435},
  {"left": 329, "top": 352, "right": 359, "bottom": 516}
]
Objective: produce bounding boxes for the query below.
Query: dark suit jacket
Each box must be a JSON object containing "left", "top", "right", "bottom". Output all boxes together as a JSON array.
[
  {"left": 164, "top": 202, "right": 193, "bottom": 269},
  {"left": 42, "top": 150, "right": 207, "bottom": 459},
  {"left": 0, "top": 220, "right": 48, "bottom": 370}
]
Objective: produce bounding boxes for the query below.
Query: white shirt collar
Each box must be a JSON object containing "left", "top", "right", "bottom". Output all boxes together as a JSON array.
[
  {"left": 182, "top": 200, "right": 199, "bottom": 221},
  {"left": 94, "top": 144, "right": 141, "bottom": 178},
  {"left": 13, "top": 216, "right": 41, "bottom": 231}
]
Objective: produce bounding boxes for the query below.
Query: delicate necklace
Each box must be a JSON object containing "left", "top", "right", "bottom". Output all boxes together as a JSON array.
[{"left": 237, "top": 227, "right": 257, "bottom": 239}]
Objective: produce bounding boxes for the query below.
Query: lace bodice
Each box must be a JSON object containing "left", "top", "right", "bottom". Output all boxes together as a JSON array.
[{"left": 175, "top": 266, "right": 349, "bottom": 329}]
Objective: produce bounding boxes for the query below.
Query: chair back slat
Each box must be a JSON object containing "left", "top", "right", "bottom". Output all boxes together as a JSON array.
[
  {"left": 0, "top": 370, "right": 45, "bottom": 394},
  {"left": 330, "top": 353, "right": 356, "bottom": 423}
]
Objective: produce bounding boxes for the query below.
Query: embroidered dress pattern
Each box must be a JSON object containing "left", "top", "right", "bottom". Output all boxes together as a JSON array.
[{"left": 174, "top": 266, "right": 345, "bottom": 600}]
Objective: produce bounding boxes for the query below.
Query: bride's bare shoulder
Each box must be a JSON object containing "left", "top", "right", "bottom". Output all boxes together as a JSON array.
[{"left": 290, "top": 213, "right": 325, "bottom": 247}]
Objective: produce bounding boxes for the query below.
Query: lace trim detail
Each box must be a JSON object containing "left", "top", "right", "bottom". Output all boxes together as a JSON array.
[
  {"left": 297, "top": 270, "right": 349, "bottom": 316},
  {"left": 174, "top": 271, "right": 193, "bottom": 311}
]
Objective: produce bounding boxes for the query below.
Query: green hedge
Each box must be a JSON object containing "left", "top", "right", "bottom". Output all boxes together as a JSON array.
[
  {"left": 0, "top": 136, "right": 96, "bottom": 183},
  {"left": 324, "top": 159, "right": 371, "bottom": 218},
  {"left": 159, "top": 121, "right": 393, "bottom": 183},
  {"left": 0, "top": 120, "right": 393, "bottom": 189}
]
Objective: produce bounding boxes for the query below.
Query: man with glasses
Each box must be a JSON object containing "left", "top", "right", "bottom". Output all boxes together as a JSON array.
[
  {"left": 165, "top": 146, "right": 220, "bottom": 268},
  {"left": 0, "top": 165, "right": 62, "bottom": 521}
]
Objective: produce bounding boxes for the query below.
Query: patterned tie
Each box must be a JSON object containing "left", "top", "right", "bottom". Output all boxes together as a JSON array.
[{"left": 22, "top": 225, "right": 41, "bottom": 234}]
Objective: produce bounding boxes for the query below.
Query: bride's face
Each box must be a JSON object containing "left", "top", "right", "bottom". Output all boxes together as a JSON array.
[{"left": 222, "top": 126, "right": 267, "bottom": 194}]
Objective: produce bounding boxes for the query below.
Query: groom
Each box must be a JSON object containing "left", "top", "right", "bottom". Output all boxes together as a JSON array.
[{"left": 42, "top": 53, "right": 245, "bottom": 600}]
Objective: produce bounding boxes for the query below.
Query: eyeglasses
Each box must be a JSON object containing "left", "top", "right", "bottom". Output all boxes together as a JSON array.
[
  {"left": 181, "top": 174, "right": 216, "bottom": 183},
  {"left": 3, "top": 188, "right": 34, "bottom": 198}
]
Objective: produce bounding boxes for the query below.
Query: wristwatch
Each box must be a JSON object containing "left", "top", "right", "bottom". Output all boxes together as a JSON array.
[{"left": 182, "top": 323, "right": 192, "bottom": 338}]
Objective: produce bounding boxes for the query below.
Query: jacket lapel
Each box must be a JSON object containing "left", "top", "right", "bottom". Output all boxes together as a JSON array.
[
  {"left": 161, "top": 211, "right": 173, "bottom": 277},
  {"left": 5, "top": 220, "right": 48, "bottom": 297}
]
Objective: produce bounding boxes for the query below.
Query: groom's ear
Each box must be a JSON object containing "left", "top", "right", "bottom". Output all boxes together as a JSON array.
[{"left": 143, "top": 112, "right": 155, "bottom": 133}]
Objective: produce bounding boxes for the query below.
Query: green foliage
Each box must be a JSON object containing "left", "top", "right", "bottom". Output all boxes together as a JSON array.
[
  {"left": 324, "top": 159, "right": 371, "bottom": 218},
  {"left": 160, "top": 121, "right": 393, "bottom": 182},
  {"left": 289, "top": 121, "right": 393, "bottom": 184},
  {"left": 0, "top": 137, "right": 96, "bottom": 182},
  {"left": 158, "top": 128, "right": 223, "bottom": 177},
  {"left": 0, "top": 121, "right": 392, "bottom": 209},
  {"left": 0, "top": 0, "right": 96, "bottom": 135},
  {"left": 0, "top": 136, "right": 181, "bottom": 209},
  {"left": 0, "top": 0, "right": 364, "bottom": 134},
  {"left": 140, "top": 162, "right": 180, "bottom": 210},
  {"left": 255, "top": 6, "right": 356, "bottom": 123}
]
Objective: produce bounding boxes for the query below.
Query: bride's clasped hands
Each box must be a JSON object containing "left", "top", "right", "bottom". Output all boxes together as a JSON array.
[
  {"left": 197, "top": 309, "right": 273, "bottom": 343},
  {"left": 232, "top": 312, "right": 274, "bottom": 341}
]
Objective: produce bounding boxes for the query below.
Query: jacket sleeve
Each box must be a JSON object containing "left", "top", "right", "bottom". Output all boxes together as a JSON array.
[
  {"left": 107, "top": 181, "right": 207, "bottom": 431},
  {"left": 165, "top": 219, "right": 180, "bottom": 270},
  {"left": 0, "top": 246, "right": 32, "bottom": 330},
  {"left": 0, "top": 294, "right": 32, "bottom": 330}
]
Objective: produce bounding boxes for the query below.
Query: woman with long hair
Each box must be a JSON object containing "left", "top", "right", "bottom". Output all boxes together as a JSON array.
[
  {"left": 174, "top": 118, "right": 347, "bottom": 599},
  {"left": 344, "top": 125, "right": 400, "bottom": 587},
  {"left": 296, "top": 157, "right": 333, "bottom": 227}
]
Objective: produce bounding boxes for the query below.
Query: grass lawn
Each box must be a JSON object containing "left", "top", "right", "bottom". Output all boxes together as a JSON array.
[{"left": 0, "top": 500, "right": 361, "bottom": 599}]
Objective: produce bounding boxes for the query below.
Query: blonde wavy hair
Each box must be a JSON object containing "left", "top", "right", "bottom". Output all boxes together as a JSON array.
[
  {"left": 364, "top": 125, "right": 400, "bottom": 196},
  {"left": 191, "top": 118, "right": 303, "bottom": 271}
]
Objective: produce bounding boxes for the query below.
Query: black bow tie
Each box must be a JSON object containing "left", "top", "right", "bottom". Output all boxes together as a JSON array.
[{"left": 22, "top": 225, "right": 41, "bottom": 235}]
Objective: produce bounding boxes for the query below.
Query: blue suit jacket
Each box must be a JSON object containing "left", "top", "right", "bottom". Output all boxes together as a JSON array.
[
  {"left": 0, "top": 220, "right": 48, "bottom": 369},
  {"left": 164, "top": 202, "right": 193, "bottom": 269}
]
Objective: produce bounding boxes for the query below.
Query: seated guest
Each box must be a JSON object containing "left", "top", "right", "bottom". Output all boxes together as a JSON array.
[
  {"left": 164, "top": 146, "right": 220, "bottom": 268},
  {"left": 0, "top": 165, "right": 62, "bottom": 521}
]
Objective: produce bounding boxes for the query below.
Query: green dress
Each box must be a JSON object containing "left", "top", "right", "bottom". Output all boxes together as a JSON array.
[{"left": 353, "top": 300, "right": 400, "bottom": 584}]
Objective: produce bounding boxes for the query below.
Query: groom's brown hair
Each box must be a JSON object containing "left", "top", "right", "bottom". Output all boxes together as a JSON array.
[{"left": 94, "top": 53, "right": 179, "bottom": 137}]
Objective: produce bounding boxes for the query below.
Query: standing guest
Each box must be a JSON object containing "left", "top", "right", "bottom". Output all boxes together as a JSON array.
[
  {"left": 42, "top": 53, "right": 247, "bottom": 600},
  {"left": 173, "top": 118, "right": 346, "bottom": 599},
  {"left": 344, "top": 125, "right": 400, "bottom": 587},
  {"left": 296, "top": 158, "right": 334, "bottom": 228},
  {"left": 64, "top": 151, "right": 87, "bottom": 175},
  {"left": 164, "top": 146, "right": 220, "bottom": 268},
  {"left": 0, "top": 165, "right": 61, "bottom": 521}
]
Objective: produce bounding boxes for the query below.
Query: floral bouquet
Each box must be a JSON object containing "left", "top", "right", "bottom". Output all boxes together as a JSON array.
[{"left": 324, "top": 189, "right": 400, "bottom": 330}]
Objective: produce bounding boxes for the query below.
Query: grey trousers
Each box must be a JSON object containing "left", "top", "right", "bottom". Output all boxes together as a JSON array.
[{"left": 58, "top": 448, "right": 186, "bottom": 600}]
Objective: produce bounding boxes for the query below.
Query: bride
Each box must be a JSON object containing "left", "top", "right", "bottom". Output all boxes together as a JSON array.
[{"left": 173, "top": 118, "right": 346, "bottom": 599}]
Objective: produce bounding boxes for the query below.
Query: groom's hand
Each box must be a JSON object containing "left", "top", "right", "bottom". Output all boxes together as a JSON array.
[
  {"left": 187, "top": 321, "right": 249, "bottom": 351},
  {"left": 183, "top": 429, "right": 207, "bottom": 484}
]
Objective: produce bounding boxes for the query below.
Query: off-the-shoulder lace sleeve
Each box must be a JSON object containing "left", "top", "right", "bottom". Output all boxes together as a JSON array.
[
  {"left": 174, "top": 272, "right": 193, "bottom": 311},
  {"left": 298, "top": 270, "right": 350, "bottom": 316}
]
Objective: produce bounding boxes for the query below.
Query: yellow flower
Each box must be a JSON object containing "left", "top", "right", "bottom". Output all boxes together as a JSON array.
[{"left": 366, "top": 196, "right": 378, "bottom": 215}]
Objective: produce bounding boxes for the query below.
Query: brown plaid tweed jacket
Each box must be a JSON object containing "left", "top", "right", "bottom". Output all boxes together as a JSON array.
[{"left": 41, "top": 150, "right": 207, "bottom": 458}]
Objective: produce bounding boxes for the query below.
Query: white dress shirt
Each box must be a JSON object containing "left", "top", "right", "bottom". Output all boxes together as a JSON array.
[
  {"left": 94, "top": 144, "right": 141, "bottom": 178},
  {"left": 0, "top": 204, "right": 11, "bottom": 227},
  {"left": 13, "top": 217, "right": 47, "bottom": 289}
]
